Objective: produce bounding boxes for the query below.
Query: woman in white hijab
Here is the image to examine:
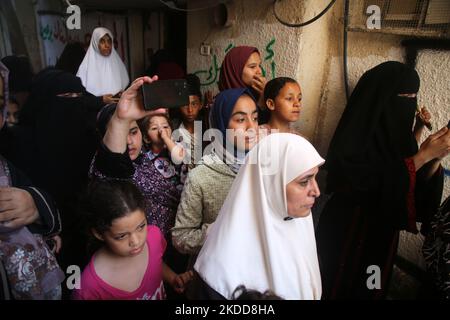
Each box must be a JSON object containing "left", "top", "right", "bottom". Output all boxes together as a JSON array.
[
  {"left": 193, "top": 132, "right": 325, "bottom": 300},
  {"left": 76, "top": 27, "right": 129, "bottom": 102}
]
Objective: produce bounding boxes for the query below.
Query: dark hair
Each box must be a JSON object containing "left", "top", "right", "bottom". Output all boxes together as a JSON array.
[
  {"left": 186, "top": 73, "right": 202, "bottom": 99},
  {"left": 96, "top": 103, "right": 117, "bottom": 138},
  {"left": 0, "top": 55, "right": 34, "bottom": 92},
  {"left": 232, "top": 285, "right": 283, "bottom": 300},
  {"left": 137, "top": 112, "right": 171, "bottom": 144},
  {"left": 55, "top": 42, "right": 86, "bottom": 75},
  {"left": 8, "top": 95, "right": 19, "bottom": 106},
  {"left": 80, "top": 179, "right": 145, "bottom": 235},
  {"left": 263, "top": 77, "right": 298, "bottom": 103}
]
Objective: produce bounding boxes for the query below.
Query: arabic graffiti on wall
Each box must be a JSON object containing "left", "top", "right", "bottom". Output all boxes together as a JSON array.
[{"left": 193, "top": 38, "right": 276, "bottom": 87}]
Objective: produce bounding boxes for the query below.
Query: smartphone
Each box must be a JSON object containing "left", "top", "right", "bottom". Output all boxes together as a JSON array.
[{"left": 141, "top": 79, "right": 190, "bottom": 110}]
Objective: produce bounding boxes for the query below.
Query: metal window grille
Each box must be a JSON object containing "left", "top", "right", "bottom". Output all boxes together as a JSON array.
[{"left": 348, "top": 0, "right": 450, "bottom": 38}]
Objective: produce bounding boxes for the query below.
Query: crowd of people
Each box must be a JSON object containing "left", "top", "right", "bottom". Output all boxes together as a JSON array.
[{"left": 0, "top": 26, "right": 449, "bottom": 300}]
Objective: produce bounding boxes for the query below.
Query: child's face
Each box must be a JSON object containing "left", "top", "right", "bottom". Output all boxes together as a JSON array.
[
  {"left": 99, "top": 209, "right": 148, "bottom": 257},
  {"left": 227, "top": 94, "right": 259, "bottom": 151},
  {"left": 147, "top": 115, "right": 171, "bottom": 144},
  {"left": 285, "top": 166, "right": 320, "bottom": 218},
  {"left": 6, "top": 101, "right": 19, "bottom": 127},
  {"left": 272, "top": 82, "right": 302, "bottom": 123},
  {"left": 180, "top": 95, "right": 201, "bottom": 123},
  {"left": 127, "top": 121, "right": 143, "bottom": 161}
]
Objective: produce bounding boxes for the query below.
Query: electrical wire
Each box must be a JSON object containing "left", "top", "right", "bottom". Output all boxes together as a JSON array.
[
  {"left": 159, "top": 0, "right": 219, "bottom": 12},
  {"left": 272, "top": 0, "right": 337, "bottom": 28}
]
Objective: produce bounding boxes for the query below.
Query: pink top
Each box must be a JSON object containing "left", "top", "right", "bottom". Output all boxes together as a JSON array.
[{"left": 72, "top": 225, "right": 166, "bottom": 300}]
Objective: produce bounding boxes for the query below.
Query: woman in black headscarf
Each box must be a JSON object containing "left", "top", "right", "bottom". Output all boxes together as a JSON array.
[
  {"left": 5, "top": 68, "right": 104, "bottom": 274},
  {"left": 316, "top": 61, "right": 450, "bottom": 300},
  {"left": 55, "top": 42, "right": 86, "bottom": 76},
  {"left": 0, "top": 61, "right": 64, "bottom": 300}
]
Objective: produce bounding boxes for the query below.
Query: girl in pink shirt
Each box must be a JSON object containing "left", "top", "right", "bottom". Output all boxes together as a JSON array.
[{"left": 72, "top": 180, "right": 193, "bottom": 300}]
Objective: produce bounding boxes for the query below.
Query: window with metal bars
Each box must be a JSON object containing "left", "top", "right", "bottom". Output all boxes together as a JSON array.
[{"left": 348, "top": 0, "right": 450, "bottom": 38}]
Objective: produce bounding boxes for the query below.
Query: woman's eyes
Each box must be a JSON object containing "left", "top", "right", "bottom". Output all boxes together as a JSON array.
[
  {"left": 137, "top": 224, "right": 146, "bottom": 231},
  {"left": 299, "top": 180, "right": 309, "bottom": 187},
  {"left": 114, "top": 234, "right": 127, "bottom": 240}
]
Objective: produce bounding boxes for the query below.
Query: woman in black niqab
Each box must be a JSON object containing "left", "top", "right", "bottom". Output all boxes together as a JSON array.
[
  {"left": 316, "top": 61, "right": 445, "bottom": 299},
  {"left": 5, "top": 68, "right": 104, "bottom": 273}
]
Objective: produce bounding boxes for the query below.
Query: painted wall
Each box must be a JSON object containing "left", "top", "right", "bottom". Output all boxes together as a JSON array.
[{"left": 186, "top": 0, "right": 450, "bottom": 277}]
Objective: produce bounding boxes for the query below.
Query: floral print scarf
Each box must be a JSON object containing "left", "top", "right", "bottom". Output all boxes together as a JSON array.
[{"left": 0, "top": 155, "right": 64, "bottom": 299}]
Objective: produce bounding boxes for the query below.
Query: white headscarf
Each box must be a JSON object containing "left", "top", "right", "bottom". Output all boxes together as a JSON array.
[
  {"left": 194, "top": 133, "right": 325, "bottom": 300},
  {"left": 76, "top": 27, "right": 129, "bottom": 96}
]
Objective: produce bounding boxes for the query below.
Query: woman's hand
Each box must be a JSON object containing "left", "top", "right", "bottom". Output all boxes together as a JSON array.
[
  {"left": 413, "top": 126, "right": 450, "bottom": 170},
  {"left": 115, "top": 76, "right": 162, "bottom": 123},
  {"left": 104, "top": 76, "right": 165, "bottom": 153},
  {"left": 251, "top": 75, "right": 267, "bottom": 107},
  {"left": 0, "top": 187, "right": 39, "bottom": 229}
]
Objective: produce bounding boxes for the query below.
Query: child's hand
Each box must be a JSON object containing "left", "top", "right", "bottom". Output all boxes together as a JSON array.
[
  {"left": 416, "top": 107, "right": 432, "bottom": 129},
  {"left": 204, "top": 90, "right": 214, "bottom": 109},
  {"left": 171, "top": 270, "right": 194, "bottom": 294},
  {"left": 48, "top": 235, "right": 62, "bottom": 254},
  {"left": 158, "top": 127, "right": 171, "bottom": 141},
  {"left": 102, "top": 94, "right": 119, "bottom": 105},
  {"left": 251, "top": 75, "right": 267, "bottom": 96}
]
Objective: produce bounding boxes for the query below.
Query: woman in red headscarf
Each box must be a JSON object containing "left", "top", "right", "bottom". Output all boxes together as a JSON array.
[{"left": 218, "top": 46, "right": 269, "bottom": 123}]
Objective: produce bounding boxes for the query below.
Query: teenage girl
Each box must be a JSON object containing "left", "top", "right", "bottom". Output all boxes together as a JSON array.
[{"left": 259, "top": 77, "right": 303, "bottom": 135}]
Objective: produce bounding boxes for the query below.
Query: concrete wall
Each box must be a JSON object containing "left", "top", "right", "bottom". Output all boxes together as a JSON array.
[
  {"left": 186, "top": 0, "right": 450, "bottom": 275},
  {"left": 127, "top": 10, "right": 145, "bottom": 79},
  {"left": 0, "top": 0, "right": 45, "bottom": 71}
]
